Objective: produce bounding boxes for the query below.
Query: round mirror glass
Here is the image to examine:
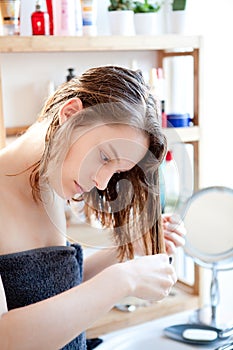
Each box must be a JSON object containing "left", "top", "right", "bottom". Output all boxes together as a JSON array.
[{"left": 180, "top": 186, "right": 233, "bottom": 268}]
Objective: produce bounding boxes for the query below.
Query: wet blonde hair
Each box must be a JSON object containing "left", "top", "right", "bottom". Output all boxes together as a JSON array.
[{"left": 31, "top": 66, "right": 167, "bottom": 260}]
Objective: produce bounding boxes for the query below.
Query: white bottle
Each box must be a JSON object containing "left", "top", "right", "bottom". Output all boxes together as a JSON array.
[
  {"left": 52, "top": 0, "right": 61, "bottom": 35},
  {"left": 60, "top": 0, "right": 76, "bottom": 36},
  {"left": 163, "top": 150, "right": 180, "bottom": 214},
  {"left": 52, "top": 0, "right": 76, "bottom": 36},
  {"left": 75, "top": 0, "right": 83, "bottom": 36},
  {"left": 81, "top": 0, "right": 97, "bottom": 36},
  {"left": 20, "top": 0, "right": 35, "bottom": 35}
]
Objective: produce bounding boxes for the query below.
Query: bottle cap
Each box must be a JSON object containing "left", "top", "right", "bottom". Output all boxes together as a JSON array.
[
  {"left": 66, "top": 68, "right": 75, "bottom": 82},
  {"left": 35, "top": 0, "right": 41, "bottom": 11},
  {"left": 166, "top": 150, "right": 173, "bottom": 161}
]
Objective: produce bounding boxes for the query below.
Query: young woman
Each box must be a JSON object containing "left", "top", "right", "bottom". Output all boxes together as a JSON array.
[{"left": 0, "top": 66, "right": 185, "bottom": 349}]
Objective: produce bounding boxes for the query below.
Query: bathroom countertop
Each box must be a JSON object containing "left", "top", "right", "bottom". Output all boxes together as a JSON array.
[
  {"left": 95, "top": 310, "right": 230, "bottom": 350},
  {"left": 86, "top": 287, "right": 199, "bottom": 339}
]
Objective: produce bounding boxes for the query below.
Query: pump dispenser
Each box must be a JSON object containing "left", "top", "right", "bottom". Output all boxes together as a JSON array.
[
  {"left": 31, "top": 1, "right": 49, "bottom": 35},
  {"left": 66, "top": 68, "right": 75, "bottom": 82}
]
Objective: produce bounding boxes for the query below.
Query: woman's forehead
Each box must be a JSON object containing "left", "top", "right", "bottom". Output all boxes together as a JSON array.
[{"left": 96, "top": 123, "right": 148, "bottom": 142}]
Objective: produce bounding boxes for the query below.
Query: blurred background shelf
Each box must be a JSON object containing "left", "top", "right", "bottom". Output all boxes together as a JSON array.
[{"left": 0, "top": 35, "right": 201, "bottom": 53}]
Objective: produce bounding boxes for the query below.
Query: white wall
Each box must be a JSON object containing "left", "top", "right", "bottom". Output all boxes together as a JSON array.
[
  {"left": 184, "top": 0, "right": 233, "bottom": 189},
  {"left": 183, "top": 0, "right": 233, "bottom": 324}
]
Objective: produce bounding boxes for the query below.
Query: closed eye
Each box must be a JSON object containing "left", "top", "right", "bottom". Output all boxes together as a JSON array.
[{"left": 100, "top": 150, "right": 110, "bottom": 163}]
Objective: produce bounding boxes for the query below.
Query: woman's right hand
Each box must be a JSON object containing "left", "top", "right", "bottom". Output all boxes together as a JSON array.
[{"left": 117, "top": 254, "right": 177, "bottom": 302}]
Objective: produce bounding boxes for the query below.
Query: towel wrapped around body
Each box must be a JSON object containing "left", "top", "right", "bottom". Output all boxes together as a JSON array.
[{"left": 0, "top": 243, "right": 86, "bottom": 350}]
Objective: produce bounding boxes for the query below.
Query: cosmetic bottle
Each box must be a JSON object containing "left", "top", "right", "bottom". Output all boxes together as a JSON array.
[
  {"left": 20, "top": 0, "right": 35, "bottom": 35},
  {"left": 51, "top": 0, "right": 61, "bottom": 35},
  {"left": 66, "top": 68, "right": 75, "bottom": 82},
  {"left": 157, "top": 67, "right": 167, "bottom": 128},
  {"left": 60, "top": 0, "right": 76, "bottom": 36},
  {"left": 149, "top": 67, "right": 167, "bottom": 127},
  {"left": 163, "top": 150, "right": 180, "bottom": 213},
  {"left": 81, "top": 0, "right": 97, "bottom": 36},
  {"left": 0, "top": 0, "right": 20, "bottom": 35},
  {"left": 46, "top": 0, "right": 54, "bottom": 35},
  {"left": 75, "top": 0, "right": 83, "bottom": 36},
  {"left": 31, "top": 0, "right": 49, "bottom": 35}
]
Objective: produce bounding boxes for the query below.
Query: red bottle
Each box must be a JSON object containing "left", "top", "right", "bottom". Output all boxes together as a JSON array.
[
  {"left": 46, "top": 0, "right": 54, "bottom": 35},
  {"left": 31, "top": 1, "right": 50, "bottom": 35}
]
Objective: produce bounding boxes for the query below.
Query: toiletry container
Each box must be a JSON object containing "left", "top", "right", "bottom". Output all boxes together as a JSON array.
[
  {"left": 52, "top": 0, "right": 76, "bottom": 36},
  {"left": 31, "top": 1, "right": 49, "bottom": 35},
  {"left": 0, "top": 0, "right": 20, "bottom": 35},
  {"left": 81, "top": 0, "right": 97, "bottom": 36},
  {"left": 167, "top": 113, "right": 191, "bottom": 127},
  {"left": 46, "top": 0, "right": 54, "bottom": 35},
  {"left": 75, "top": 0, "right": 83, "bottom": 36},
  {"left": 66, "top": 68, "right": 75, "bottom": 82},
  {"left": 149, "top": 67, "right": 167, "bottom": 128},
  {"left": 60, "top": 0, "right": 76, "bottom": 36},
  {"left": 163, "top": 150, "right": 180, "bottom": 213}
]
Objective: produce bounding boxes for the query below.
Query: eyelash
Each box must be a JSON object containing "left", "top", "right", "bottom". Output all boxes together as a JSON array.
[
  {"left": 100, "top": 150, "right": 110, "bottom": 163},
  {"left": 99, "top": 150, "right": 124, "bottom": 174}
]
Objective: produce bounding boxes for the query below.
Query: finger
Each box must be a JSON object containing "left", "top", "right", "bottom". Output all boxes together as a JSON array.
[
  {"left": 165, "top": 240, "right": 177, "bottom": 255},
  {"left": 163, "top": 222, "right": 187, "bottom": 237},
  {"left": 164, "top": 231, "right": 186, "bottom": 248},
  {"left": 162, "top": 213, "right": 184, "bottom": 226},
  {"left": 162, "top": 214, "right": 170, "bottom": 223}
]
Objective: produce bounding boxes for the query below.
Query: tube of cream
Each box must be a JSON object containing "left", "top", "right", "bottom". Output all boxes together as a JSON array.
[{"left": 81, "top": 0, "right": 97, "bottom": 36}]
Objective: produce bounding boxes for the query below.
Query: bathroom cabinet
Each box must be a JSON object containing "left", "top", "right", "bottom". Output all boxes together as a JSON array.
[{"left": 0, "top": 34, "right": 202, "bottom": 295}]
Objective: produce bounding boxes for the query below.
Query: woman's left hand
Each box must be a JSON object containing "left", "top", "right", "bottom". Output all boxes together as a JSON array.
[{"left": 162, "top": 214, "right": 186, "bottom": 256}]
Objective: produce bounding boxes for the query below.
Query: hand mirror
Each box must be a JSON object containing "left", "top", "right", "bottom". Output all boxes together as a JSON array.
[{"left": 180, "top": 186, "right": 233, "bottom": 329}]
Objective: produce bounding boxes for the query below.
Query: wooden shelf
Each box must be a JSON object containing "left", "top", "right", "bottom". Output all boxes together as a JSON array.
[
  {"left": 0, "top": 35, "right": 201, "bottom": 53},
  {"left": 6, "top": 125, "right": 200, "bottom": 144},
  {"left": 164, "top": 126, "right": 200, "bottom": 143}
]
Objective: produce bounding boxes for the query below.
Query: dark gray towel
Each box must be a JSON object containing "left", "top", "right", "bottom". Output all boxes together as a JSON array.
[{"left": 0, "top": 243, "right": 86, "bottom": 350}]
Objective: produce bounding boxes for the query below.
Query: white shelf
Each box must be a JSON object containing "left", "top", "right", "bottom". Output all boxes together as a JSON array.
[{"left": 0, "top": 35, "right": 201, "bottom": 53}]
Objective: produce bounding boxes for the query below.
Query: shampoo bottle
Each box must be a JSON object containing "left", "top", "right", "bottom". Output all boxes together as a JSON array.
[{"left": 31, "top": 0, "right": 49, "bottom": 35}]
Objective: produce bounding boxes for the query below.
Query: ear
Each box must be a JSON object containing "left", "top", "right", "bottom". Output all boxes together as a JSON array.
[{"left": 59, "top": 97, "right": 83, "bottom": 125}]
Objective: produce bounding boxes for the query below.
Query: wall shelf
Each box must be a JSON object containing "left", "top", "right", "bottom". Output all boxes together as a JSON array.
[
  {"left": 0, "top": 35, "right": 201, "bottom": 53},
  {"left": 164, "top": 126, "right": 200, "bottom": 144},
  {"left": 6, "top": 125, "right": 200, "bottom": 144}
]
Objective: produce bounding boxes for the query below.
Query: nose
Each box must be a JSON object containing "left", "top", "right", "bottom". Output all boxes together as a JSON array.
[{"left": 93, "top": 167, "right": 114, "bottom": 191}]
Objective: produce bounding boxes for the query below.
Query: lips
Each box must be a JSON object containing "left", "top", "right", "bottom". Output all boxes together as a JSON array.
[{"left": 74, "top": 180, "right": 84, "bottom": 195}]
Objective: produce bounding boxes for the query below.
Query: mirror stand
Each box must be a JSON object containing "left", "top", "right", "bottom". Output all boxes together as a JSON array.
[{"left": 189, "top": 263, "right": 233, "bottom": 330}]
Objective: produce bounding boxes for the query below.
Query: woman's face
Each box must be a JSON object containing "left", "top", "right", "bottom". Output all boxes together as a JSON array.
[{"left": 51, "top": 124, "right": 149, "bottom": 199}]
